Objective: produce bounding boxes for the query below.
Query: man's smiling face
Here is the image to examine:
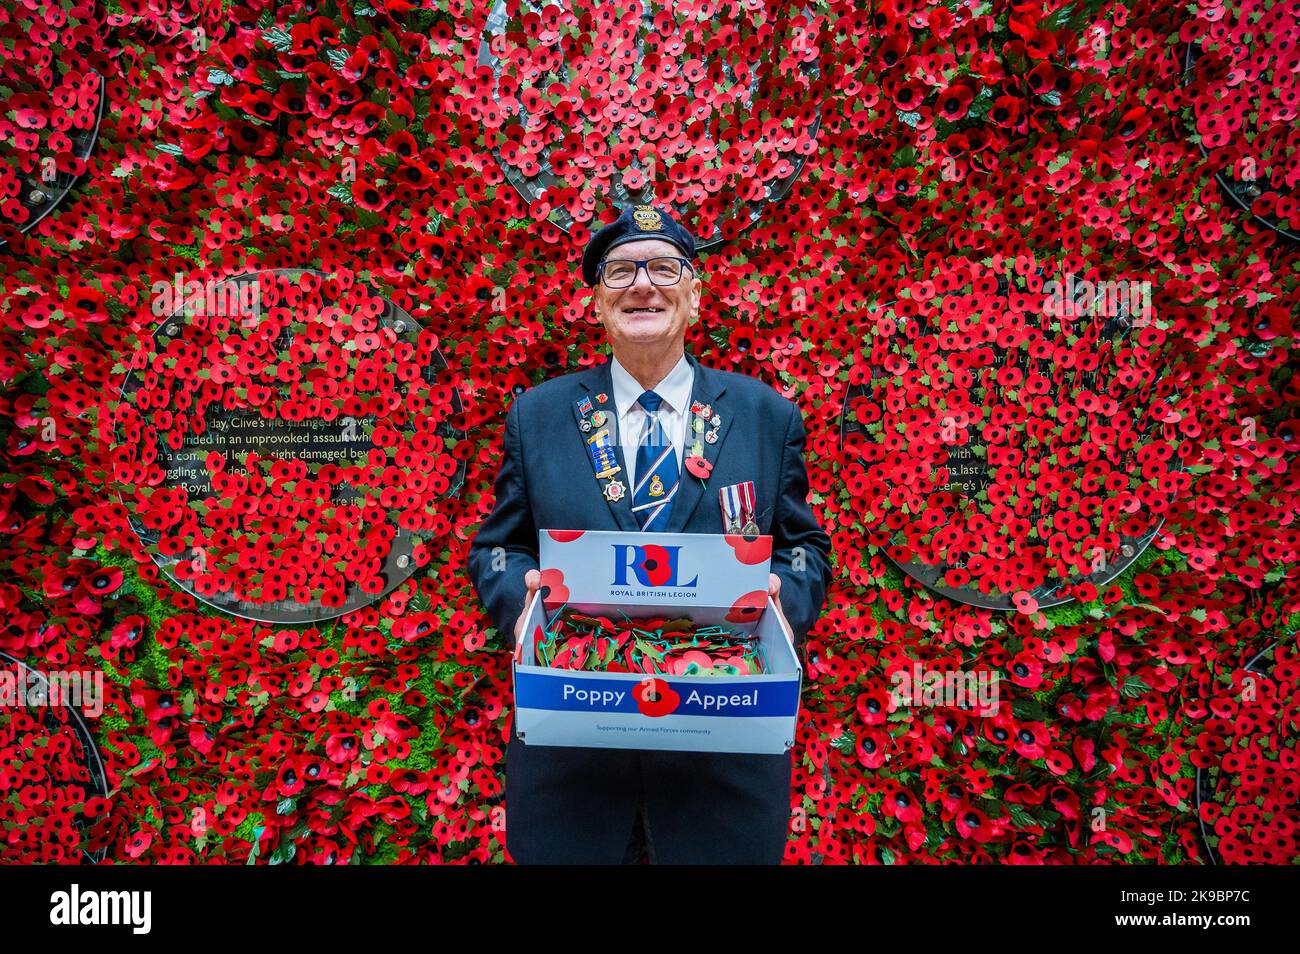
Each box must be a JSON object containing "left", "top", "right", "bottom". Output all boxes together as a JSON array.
[{"left": 593, "top": 238, "right": 702, "bottom": 354}]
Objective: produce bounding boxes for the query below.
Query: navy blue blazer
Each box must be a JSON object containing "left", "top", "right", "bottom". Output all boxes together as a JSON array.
[{"left": 467, "top": 351, "right": 832, "bottom": 863}]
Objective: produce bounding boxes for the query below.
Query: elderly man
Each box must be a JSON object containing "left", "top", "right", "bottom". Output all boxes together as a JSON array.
[{"left": 467, "top": 204, "right": 832, "bottom": 864}]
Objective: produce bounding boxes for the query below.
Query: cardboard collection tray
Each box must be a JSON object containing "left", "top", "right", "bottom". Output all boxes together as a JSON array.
[{"left": 511, "top": 529, "right": 803, "bottom": 755}]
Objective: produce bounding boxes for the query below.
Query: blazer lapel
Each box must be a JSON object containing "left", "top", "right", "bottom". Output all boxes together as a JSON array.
[
  {"left": 662, "top": 352, "right": 730, "bottom": 534},
  {"left": 575, "top": 360, "right": 639, "bottom": 532}
]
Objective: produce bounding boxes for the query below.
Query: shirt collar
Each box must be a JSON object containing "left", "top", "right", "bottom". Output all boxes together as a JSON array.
[{"left": 610, "top": 352, "right": 694, "bottom": 418}]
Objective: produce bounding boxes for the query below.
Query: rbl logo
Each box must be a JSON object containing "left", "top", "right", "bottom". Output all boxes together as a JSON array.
[{"left": 611, "top": 544, "right": 698, "bottom": 588}]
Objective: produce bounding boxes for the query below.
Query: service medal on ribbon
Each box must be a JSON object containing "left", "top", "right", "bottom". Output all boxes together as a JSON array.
[{"left": 720, "top": 480, "right": 757, "bottom": 534}]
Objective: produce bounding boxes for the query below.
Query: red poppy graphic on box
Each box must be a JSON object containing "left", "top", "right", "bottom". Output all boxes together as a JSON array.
[
  {"left": 726, "top": 590, "right": 768, "bottom": 625},
  {"left": 538, "top": 568, "right": 569, "bottom": 608},
  {"left": 633, "top": 678, "right": 680, "bottom": 717},
  {"left": 724, "top": 534, "right": 772, "bottom": 565}
]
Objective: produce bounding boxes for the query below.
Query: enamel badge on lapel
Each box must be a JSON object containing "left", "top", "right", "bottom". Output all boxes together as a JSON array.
[
  {"left": 588, "top": 428, "right": 619, "bottom": 477},
  {"left": 577, "top": 396, "right": 626, "bottom": 504},
  {"left": 684, "top": 402, "right": 717, "bottom": 480}
]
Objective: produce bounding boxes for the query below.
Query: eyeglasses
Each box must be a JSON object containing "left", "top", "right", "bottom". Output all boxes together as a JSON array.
[{"left": 597, "top": 256, "right": 694, "bottom": 289}]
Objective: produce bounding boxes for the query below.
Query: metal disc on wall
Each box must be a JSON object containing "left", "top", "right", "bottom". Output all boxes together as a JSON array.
[
  {"left": 0, "top": 71, "right": 106, "bottom": 247},
  {"left": 1180, "top": 1, "right": 1299, "bottom": 244},
  {"left": 838, "top": 268, "right": 1179, "bottom": 610},
  {"left": 115, "top": 269, "right": 466, "bottom": 625},
  {"left": 1195, "top": 640, "right": 1286, "bottom": 864},
  {"left": 475, "top": 0, "right": 822, "bottom": 249},
  {"left": 0, "top": 650, "right": 109, "bottom": 863}
]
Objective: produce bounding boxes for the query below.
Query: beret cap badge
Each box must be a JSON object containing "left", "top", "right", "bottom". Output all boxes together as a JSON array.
[{"left": 632, "top": 205, "right": 663, "bottom": 231}]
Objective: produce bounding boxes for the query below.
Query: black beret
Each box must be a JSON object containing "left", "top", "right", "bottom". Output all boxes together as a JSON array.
[{"left": 581, "top": 204, "right": 696, "bottom": 287}]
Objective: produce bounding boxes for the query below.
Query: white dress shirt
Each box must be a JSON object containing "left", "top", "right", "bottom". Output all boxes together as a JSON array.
[{"left": 610, "top": 352, "right": 695, "bottom": 493}]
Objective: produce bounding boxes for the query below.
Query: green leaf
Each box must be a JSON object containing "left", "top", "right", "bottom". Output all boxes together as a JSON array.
[
  {"left": 268, "top": 841, "right": 297, "bottom": 864},
  {"left": 1119, "top": 676, "right": 1150, "bottom": 699},
  {"left": 246, "top": 826, "right": 265, "bottom": 864},
  {"left": 1040, "top": 4, "right": 1077, "bottom": 33},
  {"left": 1012, "top": 698, "right": 1047, "bottom": 721},
  {"left": 262, "top": 27, "right": 292, "bottom": 52}
]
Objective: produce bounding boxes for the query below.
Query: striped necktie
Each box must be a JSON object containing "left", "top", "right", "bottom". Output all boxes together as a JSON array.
[{"left": 631, "top": 390, "right": 678, "bottom": 531}]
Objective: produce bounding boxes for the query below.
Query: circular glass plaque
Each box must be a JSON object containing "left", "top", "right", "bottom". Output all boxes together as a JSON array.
[
  {"left": 839, "top": 263, "right": 1181, "bottom": 610},
  {"left": 1195, "top": 640, "right": 1296, "bottom": 865},
  {"left": 0, "top": 650, "right": 109, "bottom": 864},
  {"left": 0, "top": 70, "right": 105, "bottom": 245},
  {"left": 1179, "top": 0, "right": 1299, "bottom": 243},
  {"left": 114, "top": 269, "right": 466, "bottom": 624},
  {"left": 475, "top": 0, "right": 822, "bottom": 248}
]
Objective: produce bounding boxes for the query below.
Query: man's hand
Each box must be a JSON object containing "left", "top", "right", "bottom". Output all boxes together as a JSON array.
[
  {"left": 768, "top": 572, "right": 793, "bottom": 642},
  {"left": 513, "top": 569, "right": 542, "bottom": 643}
]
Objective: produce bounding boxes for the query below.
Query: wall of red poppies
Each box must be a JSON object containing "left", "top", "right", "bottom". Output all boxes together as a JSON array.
[{"left": 1, "top": 0, "right": 1297, "bottom": 864}]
